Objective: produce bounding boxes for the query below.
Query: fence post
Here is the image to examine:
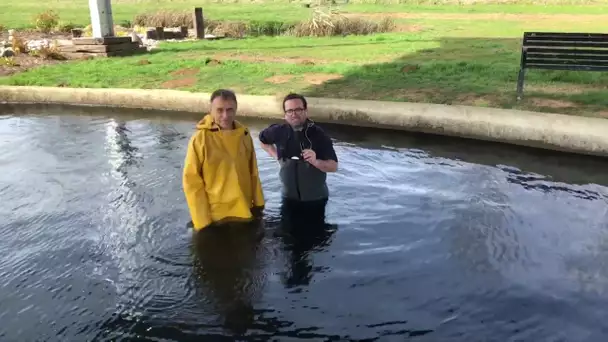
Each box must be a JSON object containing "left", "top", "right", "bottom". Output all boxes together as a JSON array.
[
  {"left": 193, "top": 7, "right": 205, "bottom": 39},
  {"left": 88, "top": 0, "right": 115, "bottom": 38}
]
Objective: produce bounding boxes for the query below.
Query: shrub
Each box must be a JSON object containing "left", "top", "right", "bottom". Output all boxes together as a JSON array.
[
  {"left": 130, "top": 9, "right": 392, "bottom": 38},
  {"left": 83, "top": 24, "right": 92, "bottom": 37},
  {"left": 205, "top": 20, "right": 247, "bottom": 38},
  {"left": 0, "top": 24, "right": 5, "bottom": 33},
  {"left": 204, "top": 19, "right": 293, "bottom": 38},
  {"left": 247, "top": 20, "right": 292, "bottom": 37},
  {"left": 30, "top": 45, "right": 66, "bottom": 60},
  {"left": 117, "top": 20, "right": 132, "bottom": 28},
  {"left": 133, "top": 10, "right": 292, "bottom": 37},
  {"left": 33, "top": 10, "right": 60, "bottom": 33},
  {"left": 133, "top": 11, "right": 193, "bottom": 28},
  {"left": 290, "top": 8, "right": 395, "bottom": 37},
  {"left": 0, "top": 57, "right": 19, "bottom": 66},
  {"left": 11, "top": 35, "right": 27, "bottom": 54},
  {"left": 55, "top": 21, "right": 76, "bottom": 33}
]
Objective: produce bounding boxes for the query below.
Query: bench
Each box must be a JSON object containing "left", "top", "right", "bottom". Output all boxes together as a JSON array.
[{"left": 516, "top": 32, "right": 608, "bottom": 100}]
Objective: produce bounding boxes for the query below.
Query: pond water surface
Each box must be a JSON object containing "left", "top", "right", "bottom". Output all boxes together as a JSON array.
[{"left": 2, "top": 106, "right": 608, "bottom": 341}]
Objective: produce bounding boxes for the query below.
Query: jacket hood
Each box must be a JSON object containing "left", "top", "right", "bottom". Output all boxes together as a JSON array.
[{"left": 196, "top": 114, "right": 246, "bottom": 132}]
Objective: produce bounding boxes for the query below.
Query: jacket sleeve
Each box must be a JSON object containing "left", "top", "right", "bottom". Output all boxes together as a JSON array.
[
  {"left": 183, "top": 134, "right": 212, "bottom": 230},
  {"left": 248, "top": 134, "right": 266, "bottom": 208},
  {"left": 316, "top": 128, "right": 339, "bottom": 162},
  {"left": 259, "top": 124, "right": 279, "bottom": 145}
]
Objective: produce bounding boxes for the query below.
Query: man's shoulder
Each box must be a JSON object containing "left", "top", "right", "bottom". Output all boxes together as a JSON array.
[
  {"left": 260, "top": 122, "right": 290, "bottom": 136},
  {"left": 310, "top": 123, "right": 332, "bottom": 139},
  {"left": 263, "top": 123, "right": 289, "bottom": 131}
]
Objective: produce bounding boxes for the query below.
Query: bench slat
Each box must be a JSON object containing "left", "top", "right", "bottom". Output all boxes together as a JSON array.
[
  {"left": 527, "top": 53, "right": 608, "bottom": 62},
  {"left": 525, "top": 63, "right": 608, "bottom": 72},
  {"left": 523, "top": 40, "right": 608, "bottom": 48},
  {"left": 524, "top": 37, "right": 608, "bottom": 44},
  {"left": 526, "top": 48, "right": 608, "bottom": 56},
  {"left": 526, "top": 58, "right": 608, "bottom": 67},
  {"left": 524, "top": 32, "right": 608, "bottom": 39},
  {"left": 524, "top": 35, "right": 608, "bottom": 43}
]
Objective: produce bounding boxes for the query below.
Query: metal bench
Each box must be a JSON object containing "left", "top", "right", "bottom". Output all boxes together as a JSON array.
[{"left": 516, "top": 32, "right": 608, "bottom": 100}]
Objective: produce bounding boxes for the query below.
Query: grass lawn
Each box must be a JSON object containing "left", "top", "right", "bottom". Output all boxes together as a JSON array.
[
  {"left": 2, "top": 0, "right": 608, "bottom": 116},
  {"left": 3, "top": 0, "right": 608, "bottom": 29}
]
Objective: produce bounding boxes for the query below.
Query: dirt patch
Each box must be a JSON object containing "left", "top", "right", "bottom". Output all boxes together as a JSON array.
[
  {"left": 345, "top": 12, "right": 608, "bottom": 23},
  {"left": 401, "top": 65, "right": 420, "bottom": 73},
  {"left": 170, "top": 68, "right": 199, "bottom": 77},
  {"left": 529, "top": 98, "right": 579, "bottom": 109},
  {"left": 303, "top": 73, "right": 342, "bottom": 85},
  {"left": 264, "top": 75, "right": 295, "bottom": 84},
  {"left": 201, "top": 53, "right": 326, "bottom": 65},
  {"left": 0, "top": 30, "right": 74, "bottom": 76},
  {"left": 526, "top": 84, "right": 606, "bottom": 95},
  {"left": 394, "top": 24, "right": 425, "bottom": 33},
  {"left": 455, "top": 93, "right": 504, "bottom": 107},
  {"left": 204, "top": 58, "right": 222, "bottom": 66},
  {"left": 599, "top": 111, "right": 608, "bottom": 118},
  {"left": 0, "top": 54, "right": 66, "bottom": 76},
  {"left": 161, "top": 77, "right": 197, "bottom": 89},
  {"left": 0, "top": 30, "right": 71, "bottom": 42}
]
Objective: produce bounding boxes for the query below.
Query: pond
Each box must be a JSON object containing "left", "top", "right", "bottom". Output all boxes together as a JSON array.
[{"left": 2, "top": 105, "right": 608, "bottom": 341}]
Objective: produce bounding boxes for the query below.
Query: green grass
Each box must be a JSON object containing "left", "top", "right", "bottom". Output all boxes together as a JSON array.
[
  {"left": 2, "top": 1, "right": 608, "bottom": 116},
  {"left": 3, "top": 0, "right": 608, "bottom": 29}
]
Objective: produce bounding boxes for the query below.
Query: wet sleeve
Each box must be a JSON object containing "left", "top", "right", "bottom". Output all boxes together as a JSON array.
[
  {"left": 248, "top": 135, "right": 266, "bottom": 208},
  {"left": 182, "top": 134, "right": 212, "bottom": 230},
  {"left": 318, "top": 132, "right": 338, "bottom": 162},
  {"left": 259, "top": 124, "right": 279, "bottom": 145}
]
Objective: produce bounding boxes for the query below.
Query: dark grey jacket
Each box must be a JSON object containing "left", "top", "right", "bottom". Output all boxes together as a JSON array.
[{"left": 259, "top": 120, "right": 338, "bottom": 202}]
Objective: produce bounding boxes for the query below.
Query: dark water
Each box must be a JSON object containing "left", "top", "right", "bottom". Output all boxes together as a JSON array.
[{"left": 2, "top": 106, "right": 608, "bottom": 342}]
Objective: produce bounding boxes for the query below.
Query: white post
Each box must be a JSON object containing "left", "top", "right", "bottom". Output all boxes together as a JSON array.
[{"left": 88, "top": 0, "right": 115, "bottom": 38}]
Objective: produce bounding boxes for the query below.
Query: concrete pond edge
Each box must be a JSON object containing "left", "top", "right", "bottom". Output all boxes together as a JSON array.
[{"left": 1, "top": 85, "right": 608, "bottom": 158}]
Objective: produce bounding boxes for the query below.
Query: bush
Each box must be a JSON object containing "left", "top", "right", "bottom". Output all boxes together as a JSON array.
[
  {"left": 33, "top": 10, "right": 60, "bottom": 33},
  {"left": 204, "top": 20, "right": 247, "bottom": 38},
  {"left": 0, "top": 57, "right": 19, "bottom": 66},
  {"left": 131, "top": 9, "right": 393, "bottom": 38},
  {"left": 204, "top": 19, "right": 293, "bottom": 38},
  {"left": 117, "top": 20, "right": 132, "bottom": 28},
  {"left": 290, "top": 9, "right": 395, "bottom": 37},
  {"left": 55, "top": 21, "right": 76, "bottom": 33},
  {"left": 11, "top": 35, "right": 27, "bottom": 54},
  {"left": 133, "top": 11, "right": 193, "bottom": 28},
  {"left": 0, "top": 24, "right": 5, "bottom": 33},
  {"left": 247, "top": 20, "right": 292, "bottom": 37},
  {"left": 29, "top": 46, "right": 66, "bottom": 60}
]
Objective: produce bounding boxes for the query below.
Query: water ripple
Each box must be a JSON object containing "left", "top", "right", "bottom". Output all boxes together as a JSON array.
[{"left": 2, "top": 114, "right": 608, "bottom": 341}]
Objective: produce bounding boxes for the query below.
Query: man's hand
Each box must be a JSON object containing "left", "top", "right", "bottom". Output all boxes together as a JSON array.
[
  {"left": 302, "top": 149, "right": 338, "bottom": 172},
  {"left": 261, "top": 143, "right": 278, "bottom": 159},
  {"left": 302, "top": 149, "right": 316, "bottom": 164}
]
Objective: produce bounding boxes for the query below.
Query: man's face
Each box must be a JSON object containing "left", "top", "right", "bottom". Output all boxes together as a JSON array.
[
  {"left": 284, "top": 98, "right": 307, "bottom": 127},
  {"left": 210, "top": 97, "right": 237, "bottom": 129}
]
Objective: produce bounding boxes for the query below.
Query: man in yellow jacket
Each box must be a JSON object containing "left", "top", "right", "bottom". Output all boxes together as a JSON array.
[{"left": 183, "top": 89, "right": 265, "bottom": 230}]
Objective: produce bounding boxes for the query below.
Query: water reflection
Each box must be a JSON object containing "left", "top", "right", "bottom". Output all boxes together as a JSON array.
[
  {"left": 155, "top": 123, "right": 186, "bottom": 153},
  {"left": 4, "top": 111, "right": 608, "bottom": 341},
  {"left": 190, "top": 222, "right": 267, "bottom": 336},
  {"left": 505, "top": 169, "right": 607, "bottom": 201},
  {"left": 273, "top": 199, "right": 338, "bottom": 288}
]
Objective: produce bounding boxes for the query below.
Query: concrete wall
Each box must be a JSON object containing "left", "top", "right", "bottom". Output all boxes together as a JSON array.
[{"left": 2, "top": 85, "right": 608, "bottom": 158}]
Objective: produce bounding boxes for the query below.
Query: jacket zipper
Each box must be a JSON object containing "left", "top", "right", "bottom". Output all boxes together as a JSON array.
[
  {"left": 295, "top": 161, "right": 301, "bottom": 200},
  {"left": 290, "top": 128, "right": 302, "bottom": 201}
]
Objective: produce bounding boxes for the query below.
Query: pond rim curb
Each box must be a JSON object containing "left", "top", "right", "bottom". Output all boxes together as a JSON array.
[{"left": 1, "top": 85, "right": 608, "bottom": 158}]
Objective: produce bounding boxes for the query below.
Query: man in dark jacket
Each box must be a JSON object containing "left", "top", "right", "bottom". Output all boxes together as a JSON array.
[{"left": 259, "top": 93, "right": 338, "bottom": 211}]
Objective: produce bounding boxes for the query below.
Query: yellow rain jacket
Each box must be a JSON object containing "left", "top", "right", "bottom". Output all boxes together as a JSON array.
[{"left": 183, "top": 115, "right": 265, "bottom": 230}]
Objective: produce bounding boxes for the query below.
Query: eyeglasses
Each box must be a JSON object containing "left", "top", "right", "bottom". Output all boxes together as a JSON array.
[{"left": 285, "top": 108, "right": 305, "bottom": 115}]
